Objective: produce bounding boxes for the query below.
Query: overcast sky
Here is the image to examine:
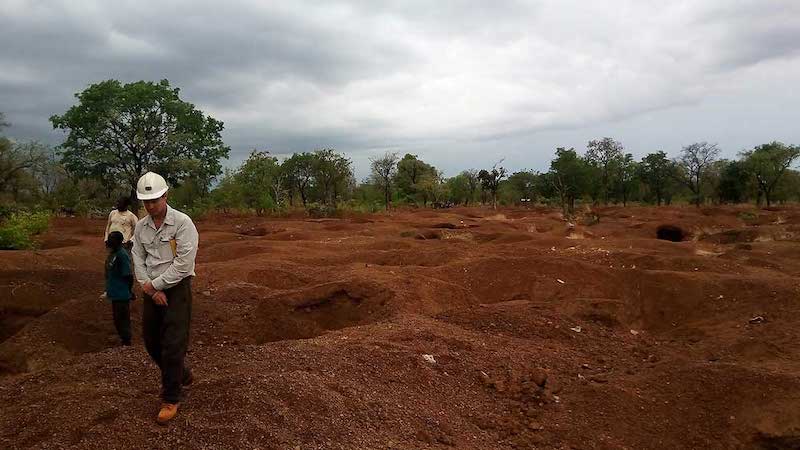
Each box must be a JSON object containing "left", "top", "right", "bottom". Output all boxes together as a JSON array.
[{"left": 2, "top": 0, "right": 799, "bottom": 179}]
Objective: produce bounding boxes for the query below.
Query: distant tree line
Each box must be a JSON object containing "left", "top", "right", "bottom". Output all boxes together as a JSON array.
[
  {"left": 2, "top": 80, "right": 799, "bottom": 219},
  {"left": 365, "top": 139, "right": 800, "bottom": 215}
]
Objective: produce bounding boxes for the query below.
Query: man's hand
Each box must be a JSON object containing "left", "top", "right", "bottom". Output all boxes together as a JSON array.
[
  {"left": 152, "top": 291, "right": 168, "bottom": 306},
  {"left": 142, "top": 281, "right": 157, "bottom": 297}
]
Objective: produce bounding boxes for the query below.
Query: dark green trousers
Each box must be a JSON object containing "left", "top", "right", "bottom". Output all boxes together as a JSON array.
[
  {"left": 111, "top": 301, "right": 131, "bottom": 345},
  {"left": 142, "top": 277, "right": 193, "bottom": 403}
]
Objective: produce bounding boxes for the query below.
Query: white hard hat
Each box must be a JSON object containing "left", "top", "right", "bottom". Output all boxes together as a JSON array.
[{"left": 136, "top": 172, "right": 169, "bottom": 200}]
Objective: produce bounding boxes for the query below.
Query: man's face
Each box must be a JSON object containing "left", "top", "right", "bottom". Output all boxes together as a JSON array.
[{"left": 143, "top": 194, "right": 168, "bottom": 217}]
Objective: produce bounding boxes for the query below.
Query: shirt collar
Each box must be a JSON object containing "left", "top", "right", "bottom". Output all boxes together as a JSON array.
[
  {"left": 146, "top": 205, "right": 175, "bottom": 229},
  {"left": 164, "top": 205, "right": 176, "bottom": 226}
]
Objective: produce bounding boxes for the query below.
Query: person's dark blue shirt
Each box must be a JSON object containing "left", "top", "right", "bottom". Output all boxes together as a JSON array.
[{"left": 105, "top": 248, "right": 132, "bottom": 302}]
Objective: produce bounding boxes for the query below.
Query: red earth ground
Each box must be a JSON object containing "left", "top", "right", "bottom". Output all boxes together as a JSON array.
[{"left": 1, "top": 205, "right": 800, "bottom": 449}]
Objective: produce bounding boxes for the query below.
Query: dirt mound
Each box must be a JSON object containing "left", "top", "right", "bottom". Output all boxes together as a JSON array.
[
  {"left": 38, "top": 237, "right": 83, "bottom": 249},
  {"left": 431, "top": 222, "right": 458, "bottom": 229},
  {"left": 474, "top": 232, "right": 533, "bottom": 244},
  {"left": 245, "top": 267, "right": 310, "bottom": 290},
  {"left": 200, "top": 241, "right": 272, "bottom": 263},
  {"left": 236, "top": 226, "right": 269, "bottom": 236},
  {"left": 700, "top": 228, "right": 760, "bottom": 244},
  {"left": 0, "top": 269, "right": 98, "bottom": 342},
  {"left": 322, "top": 222, "right": 354, "bottom": 231},
  {"left": 414, "top": 229, "right": 442, "bottom": 240},
  {"left": 251, "top": 280, "right": 394, "bottom": 342}
]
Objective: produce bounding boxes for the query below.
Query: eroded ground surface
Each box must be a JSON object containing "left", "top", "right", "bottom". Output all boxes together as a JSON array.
[{"left": 2, "top": 205, "right": 800, "bottom": 449}]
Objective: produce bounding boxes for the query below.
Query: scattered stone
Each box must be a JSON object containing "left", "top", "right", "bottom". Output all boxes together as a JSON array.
[
  {"left": 556, "top": 279, "right": 565, "bottom": 284},
  {"left": 530, "top": 369, "right": 548, "bottom": 387},
  {"left": 570, "top": 326, "right": 582, "bottom": 333},
  {"left": 749, "top": 316, "right": 765, "bottom": 324},
  {"left": 422, "top": 354, "right": 437, "bottom": 364}
]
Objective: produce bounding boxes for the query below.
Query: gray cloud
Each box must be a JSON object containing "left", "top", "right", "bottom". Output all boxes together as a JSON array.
[{"left": 2, "top": 0, "right": 799, "bottom": 179}]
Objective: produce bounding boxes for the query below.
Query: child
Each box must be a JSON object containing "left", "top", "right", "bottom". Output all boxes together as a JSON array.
[{"left": 105, "top": 231, "right": 133, "bottom": 346}]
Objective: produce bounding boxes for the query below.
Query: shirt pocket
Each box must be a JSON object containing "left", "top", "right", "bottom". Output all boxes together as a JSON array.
[
  {"left": 158, "top": 235, "right": 176, "bottom": 260},
  {"left": 144, "top": 236, "right": 173, "bottom": 262}
]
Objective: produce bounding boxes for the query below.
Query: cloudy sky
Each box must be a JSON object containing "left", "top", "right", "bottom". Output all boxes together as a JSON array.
[{"left": 1, "top": 0, "right": 799, "bottom": 179}]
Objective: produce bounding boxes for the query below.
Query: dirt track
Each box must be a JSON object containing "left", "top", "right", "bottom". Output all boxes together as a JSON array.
[{"left": 2, "top": 205, "right": 800, "bottom": 449}]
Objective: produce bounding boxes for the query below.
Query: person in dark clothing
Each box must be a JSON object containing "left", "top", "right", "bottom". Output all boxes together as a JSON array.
[{"left": 105, "top": 231, "right": 133, "bottom": 345}]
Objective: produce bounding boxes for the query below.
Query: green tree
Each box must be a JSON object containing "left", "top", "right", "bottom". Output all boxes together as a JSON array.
[
  {"left": 639, "top": 151, "right": 675, "bottom": 206},
  {"left": 395, "top": 154, "right": 436, "bottom": 203},
  {"left": 446, "top": 173, "right": 471, "bottom": 205},
  {"left": 462, "top": 169, "right": 479, "bottom": 205},
  {"left": 741, "top": 142, "right": 800, "bottom": 207},
  {"left": 586, "top": 137, "right": 624, "bottom": 204},
  {"left": 506, "top": 170, "right": 538, "bottom": 205},
  {"left": 417, "top": 170, "right": 446, "bottom": 206},
  {"left": 369, "top": 152, "right": 399, "bottom": 210},
  {"left": 547, "top": 147, "right": 591, "bottom": 215},
  {"left": 478, "top": 162, "right": 507, "bottom": 210},
  {"left": 235, "top": 150, "right": 282, "bottom": 215},
  {"left": 50, "top": 79, "right": 230, "bottom": 198},
  {"left": 675, "top": 142, "right": 720, "bottom": 207},
  {"left": 312, "top": 149, "right": 352, "bottom": 205},
  {"left": 282, "top": 152, "right": 316, "bottom": 206},
  {"left": 614, "top": 153, "right": 639, "bottom": 206},
  {"left": 772, "top": 169, "right": 800, "bottom": 203},
  {"left": 209, "top": 169, "right": 243, "bottom": 214},
  {"left": 715, "top": 160, "right": 750, "bottom": 204}
]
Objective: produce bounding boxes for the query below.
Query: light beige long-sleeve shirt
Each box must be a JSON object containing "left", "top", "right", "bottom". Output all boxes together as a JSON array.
[
  {"left": 131, "top": 205, "right": 198, "bottom": 291},
  {"left": 104, "top": 210, "right": 139, "bottom": 243}
]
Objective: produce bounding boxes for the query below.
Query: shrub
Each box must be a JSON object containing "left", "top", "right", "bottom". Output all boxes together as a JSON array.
[
  {"left": 0, "top": 211, "right": 51, "bottom": 250},
  {"left": 307, "top": 202, "right": 340, "bottom": 218},
  {"left": 0, "top": 204, "right": 20, "bottom": 220},
  {"left": 738, "top": 211, "right": 758, "bottom": 223}
]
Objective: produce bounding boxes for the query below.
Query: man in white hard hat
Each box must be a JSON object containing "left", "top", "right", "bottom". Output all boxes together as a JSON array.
[{"left": 131, "top": 171, "right": 198, "bottom": 425}]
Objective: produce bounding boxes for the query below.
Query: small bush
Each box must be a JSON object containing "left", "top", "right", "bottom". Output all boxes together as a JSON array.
[
  {"left": 307, "top": 203, "right": 340, "bottom": 218},
  {"left": 0, "top": 204, "right": 21, "bottom": 221},
  {"left": 738, "top": 211, "right": 758, "bottom": 222},
  {"left": 0, "top": 211, "right": 51, "bottom": 250},
  {"left": 341, "top": 200, "right": 383, "bottom": 214},
  {"left": 183, "top": 199, "right": 214, "bottom": 220}
]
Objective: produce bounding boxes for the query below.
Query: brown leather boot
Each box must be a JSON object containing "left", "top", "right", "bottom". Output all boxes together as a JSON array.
[{"left": 156, "top": 403, "right": 179, "bottom": 425}]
